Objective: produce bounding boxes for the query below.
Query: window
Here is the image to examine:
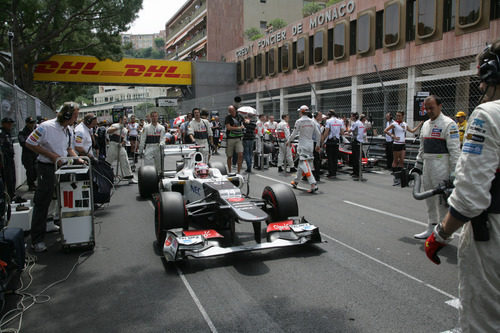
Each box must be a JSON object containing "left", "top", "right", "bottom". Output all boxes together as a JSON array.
[
  {"left": 458, "top": 0, "right": 482, "bottom": 27},
  {"left": 376, "top": 10, "right": 384, "bottom": 49},
  {"left": 350, "top": 20, "right": 357, "bottom": 56},
  {"left": 334, "top": 22, "right": 346, "bottom": 59},
  {"left": 327, "top": 28, "right": 333, "bottom": 60},
  {"left": 260, "top": 21, "right": 267, "bottom": 29},
  {"left": 255, "top": 53, "right": 264, "bottom": 79},
  {"left": 296, "top": 37, "right": 307, "bottom": 69},
  {"left": 406, "top": 0, "right": 416, "bottom": 41},
  {"left": 492, "top": 0, "right": 500, "bottom": 20},
  {"left": 357, "top": 13, "right": 371, "bottom": 54},
  {"left": 281, "top": 42, "right": 291, "bottom": 72},
  {"left": 236, "top": 61, "right": 243, "bottom": 83},
  {"left": 443, "top": 0, "right": 456, "bottom": 32},
  {"left": 313, "top": 30, "right": 325, "bottom": 64},
  {"left": 417, "top": 0, "right": 437, "bottom": 38},
  {"left": 244, "top": 57, "right": 253, "bottom": 81},
  {"left": 268, "top": 48, "right": 277, "bottom": 75},
  {"left": 385, "top": 2, "right": 400, "bottom": 46}
]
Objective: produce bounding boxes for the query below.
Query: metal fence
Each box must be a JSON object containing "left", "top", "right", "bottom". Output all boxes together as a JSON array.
[{"left": 0, "top": 79, "right": 54, "bottom": 139}]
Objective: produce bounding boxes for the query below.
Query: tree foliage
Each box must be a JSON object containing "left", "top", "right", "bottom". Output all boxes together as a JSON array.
[
  {"left": 0, "top": 0, "right": 142, "bottom": 106},
  {"left": 268, "top": 18, "right": 287, "bottom": 30},
  {"left": 154, "top": 37, "right": 165, "bottom": 49},
  {"left": 303, "top": 2, "right": 324, "bottom": 17},
  {"left": 245, "top": 27, "right": 263, "bottom": 41},
  {"left": 327, "top": 0, "right": 343, "bottom": 6}
]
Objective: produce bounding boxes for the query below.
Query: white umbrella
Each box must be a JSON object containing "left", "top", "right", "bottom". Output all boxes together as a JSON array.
[
  {"left": 173, "top": 115, "right": 186, "bottom": 127},
  {"left": 237, "top": 106, "right": 256, "bottom": 115}
]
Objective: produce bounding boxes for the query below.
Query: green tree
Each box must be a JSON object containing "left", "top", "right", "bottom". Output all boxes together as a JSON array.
[
  {"left": 154, "top": 37, "right": 165, "bottom": 49},
  {"left": 245, "top": 27, "right": 264, "bottom": 41},
  {"left": 327, "top": 0, "right": 343, "bottom": 6},
  {"left": 268, "top": 18, "right": 287, "bottom": 30},
  {"left": 303, "top": 2, "right": 324, "bottom": 17},
  {"left": 0, "top": 0, "right": 142, "bottom": 106}
]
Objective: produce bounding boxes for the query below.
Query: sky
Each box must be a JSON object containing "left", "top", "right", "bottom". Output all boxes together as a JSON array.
[{"left": 126, "top": 0, "right": 187, "bottom": 34}]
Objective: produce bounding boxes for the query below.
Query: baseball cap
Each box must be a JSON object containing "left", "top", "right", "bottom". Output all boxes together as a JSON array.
[
  {"left": 1, "top": 117, "right": 15, "bottom": 123},
  {"left": 297, "top": 105, "right": 309, "bottom": 112},
  {"left": 455, "top": 111, "right": 466, "bottom": 117},
  {"left": 25, "top": 116, "right": 36, "bottom": 123}
]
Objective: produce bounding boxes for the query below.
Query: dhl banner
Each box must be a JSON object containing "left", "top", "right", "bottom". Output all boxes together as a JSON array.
[{"left": 33, "top": 55, "right": 192, "bottom": 86}]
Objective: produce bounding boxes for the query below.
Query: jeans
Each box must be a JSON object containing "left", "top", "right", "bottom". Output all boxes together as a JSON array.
[{"left": 243, "top": 139, "right": 254, "bottom": 171}]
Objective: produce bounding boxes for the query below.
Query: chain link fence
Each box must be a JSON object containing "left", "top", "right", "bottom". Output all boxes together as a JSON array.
[{"left": 0, "top": 79, "right": 54, "bottom": 140}]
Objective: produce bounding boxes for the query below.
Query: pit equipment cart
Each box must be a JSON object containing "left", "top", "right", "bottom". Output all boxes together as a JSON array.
[{"left": 55, "top": 157, "right": 95, "bottom": 251}]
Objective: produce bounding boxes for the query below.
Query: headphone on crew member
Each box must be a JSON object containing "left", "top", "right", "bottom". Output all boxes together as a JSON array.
[
  {"left": 58, "top": 102, "right": 78, "bottom": 122},
  {"left": 479, "top": 43, "right": 500, "bottom": 85},
  {"left": 84, "top": 114, "right": 97, "bottom": 126}
]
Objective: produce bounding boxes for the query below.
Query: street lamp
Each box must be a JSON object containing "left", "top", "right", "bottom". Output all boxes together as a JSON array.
[{"left": 7, "top": 31, "right": 18, "bottom": 122}]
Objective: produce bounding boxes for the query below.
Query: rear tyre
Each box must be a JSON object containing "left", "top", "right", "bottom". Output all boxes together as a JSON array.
[
  {"left": 262, "top": 183, "right": 298, "bottom": 222},
  {"left": 209, "top": 161, "right": 227, "bottom": 175},
  {"left": 155, "top": 192, "right": 186, "bottom": 249},
  {"left": 138, "top": 165, "right": 158, "bottom": 198}
]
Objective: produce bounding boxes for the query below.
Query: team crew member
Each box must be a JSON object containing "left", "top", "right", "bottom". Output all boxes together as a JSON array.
[
  {"left": 180, "top": 113, "right": 193, "bottom": 144},
  {"left": 312, "top": 112, "right": 323, "bottom": 181},
  {"left": 26, "top": 102, "right": 83, "bottom": 252},
  {"left": 255, "top": 114, "right": 266, "bottom": 156},
  {"left": 211, "top": 116, "right": 221, "bottom": 154},
  {"left": 74, "top": 113, "right": 97, "bottom": 160},
  {"left": 413, "top": 95, "right": 461, "bottom": 239},
  {"left": 288, "top": 105, "right": 321, "bottom": 193},
  {"left": 127, "top": 114, "right": 139, "bottom": 162},
  {"left": 346, "top": 112, "right": 365, "bottom": 180},
  {"left": 264, "top": 115, "right": 278, "bottom": 141},
  {"left": 225, "top": 105, "right": 245, "bottom": 173},
  {"left": 384, "top": 111, "right": 422, "bottom": 185},
  {"left": 188, "top": 108, "right": 213, "bottom": 163},
  {"left": 0, "top": 118, "right": 17, "bottom": 200},
  {"left": 321, "top": 110, "right": 345, "bottom": 179},
  {"left": 18, "top": 117, "right": 38, "bottom": 191},
  {"left": 106, "top": 115, "right": 136, "bottom": 183},
  {"left": 384, "top": 112, "right": 394, "bottom": 170},
  {"left": 455, "top": 110, "right": 468, "bottom": 147},
  {"left": 242, "top": 113, "right": 257, "bottom": 172},
  {"left": 139, "top": 111, "right": 166, "bottom": 172},
  {"left": 423, "top": 41, "right": 500, "bottom": 332},
  {"left": 276, "top": 114, "right": 295, "bottom": 173}
]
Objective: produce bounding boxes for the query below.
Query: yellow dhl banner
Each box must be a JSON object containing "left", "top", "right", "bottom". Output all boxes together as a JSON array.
[{"left": 33, "top": 55, "right": 192, "bottom": 85}]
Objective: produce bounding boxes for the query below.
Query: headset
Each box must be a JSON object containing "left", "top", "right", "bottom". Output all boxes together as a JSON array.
[
  {"left": 61, "top": 103, "right": 77, "bottom": 120},
  {"left": 479, "top": 44, "right": 500, "bottom": 85},
  {"left": 84, "top": 115, "right": 97, "bottom": 126}
]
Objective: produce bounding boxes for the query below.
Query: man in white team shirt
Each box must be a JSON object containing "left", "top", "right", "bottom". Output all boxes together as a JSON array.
[
  {"left": 346, "top": 112, "right": 365, "bottom": 180},
  {"left": 107, "top": 114, "right": 136, "bottom": 183},
  {"left": 276, "top": 114, "right": 296, "bottom": 173},
  {"left": 26, "top": 102, "right": 83, "bottom": 253},
  {"left": 321, "top": 110, "right": 345, "bottom": 179},
  {"left": 127, "top": 114, "right": 139, "bottom": 162},
  {"left": 74, "top": 113, "right": 97, "bottom": 160}
]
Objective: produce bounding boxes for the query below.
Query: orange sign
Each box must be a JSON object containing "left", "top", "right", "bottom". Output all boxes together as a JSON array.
[{"left": 33, "top": 55, "right": 192, "bottom": 85}]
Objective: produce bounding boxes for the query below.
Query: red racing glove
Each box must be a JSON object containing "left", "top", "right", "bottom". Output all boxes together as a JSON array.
[{"left": 425, "top": 232, "right": 448, "bottom": 265}]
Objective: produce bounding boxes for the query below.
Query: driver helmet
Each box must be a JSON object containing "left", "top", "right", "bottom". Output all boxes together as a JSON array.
[{"left": 194, "top": 163, "right": 210, "bottom": 178}]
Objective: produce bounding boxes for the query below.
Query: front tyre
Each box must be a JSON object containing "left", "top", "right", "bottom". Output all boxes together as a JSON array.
[
  {"left": 155, "top": 192, "right": 186, "bottom": 249},
  {"left": 262, "top": 183, "right": 298, "bottom": 222},
  {"left": 138, "top": 165, "right": 158, "bottom": 198}
]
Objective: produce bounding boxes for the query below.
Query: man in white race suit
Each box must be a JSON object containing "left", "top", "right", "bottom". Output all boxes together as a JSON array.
[
  {"left": 276, "top": 114, "right": 296, "bottom": 173},
  {"left": 423, "top": 40, "right": 500, "bottom": 333},
  {"left": 413, "top": 95, "right": 460, "bottom": 239},
  {"left": 139, "top": 111, "right": 165, "bottom": 172}
]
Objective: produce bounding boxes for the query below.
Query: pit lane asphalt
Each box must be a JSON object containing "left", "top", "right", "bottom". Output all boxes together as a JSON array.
[{"left": 5, "top": 156, "right": 460, "bottom": 332}]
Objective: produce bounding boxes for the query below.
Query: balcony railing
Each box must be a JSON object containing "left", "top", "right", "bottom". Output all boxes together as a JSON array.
[
  {"left": 166, "top": 1, "right": 207, "bottom": 43},
  {"left": 166, "top": 30, "right": 206, "bottom": 60}
]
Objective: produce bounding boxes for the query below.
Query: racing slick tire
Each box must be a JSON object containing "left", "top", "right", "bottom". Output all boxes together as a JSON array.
[
  {"left": 138, "top": 165, "right": 158, "bottom": 198},
  {"left": 209, "top": 161, "right": 227, "bottom": 175},
  {"left": 155, "top": 191, "right": 186, "bottom": 250},
  {"left": 262, "top": 183, "right": 298, "bottom": 222}
]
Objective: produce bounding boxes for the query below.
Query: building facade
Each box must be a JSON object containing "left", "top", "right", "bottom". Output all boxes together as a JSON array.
[
  {"left": 165, "top": 0, "right": 326, "bottom": 62},
  {"left": 222, "top": 0, "right": 500, "bottom": 131}
]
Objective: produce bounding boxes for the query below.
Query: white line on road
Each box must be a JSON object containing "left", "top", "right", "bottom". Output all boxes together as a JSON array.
[
  {"left": 320, "top": 232, "right": 457, "bottom": 300},
  {"left": 344, "top": 200, "right": 427, "bottom": 227},
  {"left": 176, "top": 266, "right": 218, "bottom": 333},
  {"left": 148, "top": 200, "right": 217, "bottom": 332}
]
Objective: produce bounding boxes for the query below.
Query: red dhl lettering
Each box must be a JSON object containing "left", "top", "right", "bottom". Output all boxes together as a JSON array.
[{"left": 35, "top": 61, "right": 185, "bottom": 78}]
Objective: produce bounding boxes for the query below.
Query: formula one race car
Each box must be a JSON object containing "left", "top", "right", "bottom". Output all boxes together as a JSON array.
[{"left": 137, "top": 145, "right": 322, "bottom": 264}]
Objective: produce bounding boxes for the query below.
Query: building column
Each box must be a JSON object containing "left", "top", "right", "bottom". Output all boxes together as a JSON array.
[
  {"left": 256, "top": 92, "right": 263, "bottom": 115},
  {"left": 351, "top": 75, "right": 361, "bottom": 114},
  {"left": 407, "top": 66, "right": 418, "bottom": 132},
  {"left": 280, "top": 88, "right": 288, "bottom": 117},
  {"left": 310, "top": 83, "right": 319, "bottom": 112}
]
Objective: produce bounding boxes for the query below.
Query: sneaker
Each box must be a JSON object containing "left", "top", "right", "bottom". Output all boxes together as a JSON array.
[
  {"left": 414, "top": 226, "right": 434, "bottom": 239},
  {"left": 392, "top": 179, "right": 401, "bottom": 186},
  {"left": 31, "top": 242, "right": 47, "bottom": 253},
  {"left": 289, "top": 167, "right": 297, "bottom": 173},
  {"left": 307, "top": 185, "right": 319, "bottom": 193},
  {"left": 290, "top": 180, "right": 298, "bottom": 188},
  {"left": 129, "top": 178, "right": 138, "bottom": 184},
  {"left": 46, "top": 221, "right": 60, "bottom": 232},
  {"left": 278, "top": 166, "right": 283, "bottom": 172},
  {"left": 245, "top": 169, "right": 252, "bottom": 173}
]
